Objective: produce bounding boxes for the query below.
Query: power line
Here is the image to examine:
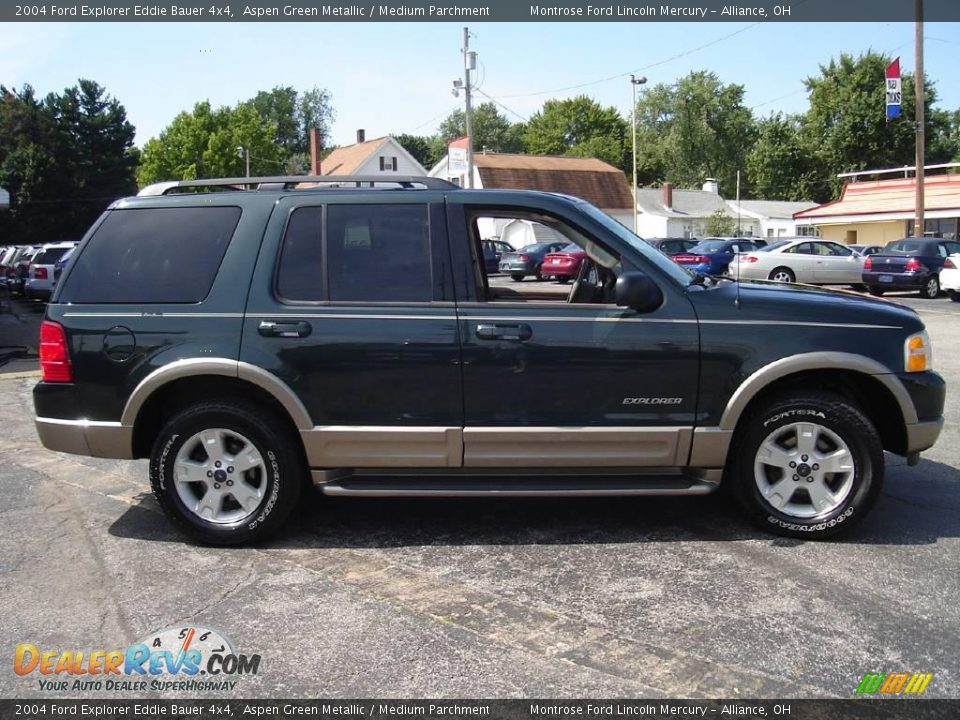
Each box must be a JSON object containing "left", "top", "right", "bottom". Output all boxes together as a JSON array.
[
  {"left": 492, "top": 22, "right": 763, "bottom": 100},
  {"left": 473, "top": 88, "right": 528, "bottom": 123}
]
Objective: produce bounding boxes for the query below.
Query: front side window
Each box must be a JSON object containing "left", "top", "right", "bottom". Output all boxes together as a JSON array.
[{"left": 60, "top": 207, "right": 240, "bottom": 304}]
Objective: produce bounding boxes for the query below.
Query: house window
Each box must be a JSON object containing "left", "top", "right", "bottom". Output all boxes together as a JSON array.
[
  {"left": 796, "top": 225, "right": 819, "bottom": 237},
  {"left": 379, "top": 156, "right": 398, "bottom": 171}
]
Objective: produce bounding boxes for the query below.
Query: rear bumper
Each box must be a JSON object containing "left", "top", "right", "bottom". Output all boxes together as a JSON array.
[
  {"left": 862, "top": 271, "right": 928, "bottom": 289},
  {"left": 34, "top": 416, "right": 133, "bottom": 459}
]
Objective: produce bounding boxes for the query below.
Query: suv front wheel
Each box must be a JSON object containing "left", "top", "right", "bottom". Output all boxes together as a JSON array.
[
  {"left": 150, "top": 401, "right": 304, "bottom": 545},
  {"left": 731, "top": 393, "right": 883, "bottom": 539}
]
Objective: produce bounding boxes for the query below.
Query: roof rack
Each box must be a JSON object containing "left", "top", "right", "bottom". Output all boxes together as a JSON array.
[{"left": 137, "top": 175, "right": 459, "bottom": 197}]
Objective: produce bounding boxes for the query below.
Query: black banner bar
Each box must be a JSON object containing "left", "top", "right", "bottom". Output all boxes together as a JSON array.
[
  {"left": 2, "top": 700, "right": 959, "bottom": 720},
  {"left": 3, "top": 0, "right": 960, "bottom": 22}
]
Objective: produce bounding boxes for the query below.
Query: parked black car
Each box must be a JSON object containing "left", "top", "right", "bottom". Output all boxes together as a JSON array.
[
  {"left": 499, "top": 241, "right": 568, "bottom": 281},
  {"left": 645, "top": 237, "right": 700, "bottom": 256},
  {"left": 482, "top": 239, "right": 513, "bottom": 274},
  {"left": 33, "top": 174, "right": 944, "bottom": 545},
  {"left": 863, "top": 237, "right": 960, "bottom": 298}
]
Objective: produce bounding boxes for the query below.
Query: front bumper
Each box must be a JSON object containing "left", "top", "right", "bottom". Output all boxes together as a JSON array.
[{"left": 905, "top": 418, "right": 943, "bottom": 454}]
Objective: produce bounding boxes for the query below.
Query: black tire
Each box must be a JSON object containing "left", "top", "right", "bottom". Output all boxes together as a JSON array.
[
  {"left": 868, "top": 287, "right": 885, "bottom": 297},
  {"left": 150, "top": 400, "right": 304, "bottom": 545},
  {"left": 730, "top": 393, "right": 884, "bottom": 539},
  {"left": 948, "top": 290, "right": 960, "bottom": 303},
  {"left": 557, "top": 277, "right": 571, "bottom": 284},
  {"left": 534, "top": 264, "right": 544, "bottom": 281},
  {"left": 510, "top": 273, "right": 524, "bottom": 282},
  {"left": 919, "top": 274, "right": 940, "bottom": 299},
  {"left": 768, "top": 267, "right": 795, "bottom": 283}
]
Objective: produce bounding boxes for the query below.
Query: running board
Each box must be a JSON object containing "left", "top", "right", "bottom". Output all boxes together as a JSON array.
[{"left": 317, "top": 472, "right": 720, "bottom": 497}]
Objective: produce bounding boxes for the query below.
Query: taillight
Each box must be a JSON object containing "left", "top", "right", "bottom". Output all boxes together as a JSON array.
[
  {"left": 741, "top": 256, "right": 759, "bottom": 263},
  {"left": 905, "top": 257, "right": 921, "bottom": 272},
  {"left": 945, "top": 258, "right": 957, "bottom": 269},
  {"left": 864, "top": 257, "right": 873, "bottom": 270},
  {"left": 519, "top": 254, "right": 530, "bottom": 262},
  {"left": 35, "top": 267, "right": 48, "bottom": 280},
  {"left": 39, "top": 320, "right": 73, "bottom": 383}
]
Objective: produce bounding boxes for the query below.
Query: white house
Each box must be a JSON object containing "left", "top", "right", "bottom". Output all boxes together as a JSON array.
[
  {"left": 635, "top": 180, "right": 817, "bottom": 238},
  {"left": 728, "top": 200, "right": 819, "bottom": 238},
  {"left": 320, "top": 130, "right": 427, "bottom": 177},
  {"left": 429, "top": 146, "right": 635, "bottom": 246}
]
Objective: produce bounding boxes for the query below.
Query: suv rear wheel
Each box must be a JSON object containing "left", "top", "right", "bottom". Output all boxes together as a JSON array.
[
  {"left": 149, "top": 401, "right": 304, "bottom": 545},
  {"left": 730, "top": 393, "right": 883, "bottom": 539}
]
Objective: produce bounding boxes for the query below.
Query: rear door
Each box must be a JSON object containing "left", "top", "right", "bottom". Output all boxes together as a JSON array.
[{"left": 240, "top": 194, "right": 463, "bottom": 469}]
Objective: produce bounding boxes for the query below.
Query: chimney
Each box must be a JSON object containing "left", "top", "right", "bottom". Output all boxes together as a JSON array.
[
  {"left": 702, "top": 178, "right": 719, "bottom": 194},
  {"left": 356, "top": 128, "right": 366, "bottom": 144},
  {"left": 309, "top": 128, "right": 322, "bottom": 175},
  {"left": 662, "top": 182, "right": 673, "bottom": 210}
]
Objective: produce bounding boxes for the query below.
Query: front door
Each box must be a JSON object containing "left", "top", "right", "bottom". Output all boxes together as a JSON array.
[{"left": 447, "top": 199, "right": 701, "bottom": 469}]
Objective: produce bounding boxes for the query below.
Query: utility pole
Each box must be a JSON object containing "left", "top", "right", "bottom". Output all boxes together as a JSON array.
[
  {"left": 236, "top": 146, "right": 250, "bottom": 178},
  {"left": 463, "top": 27, "right": 475, "bottom": 189},
  {"left": 630, "top": 74, "right": 646, "bottom": 234},
  {"left": 914, "top": 0, "right": 925, "bottom": 237}
]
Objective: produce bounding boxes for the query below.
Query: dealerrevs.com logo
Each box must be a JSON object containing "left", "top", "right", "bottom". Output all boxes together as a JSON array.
[{"left": 14, "top": 626, "right": 260, "bottom": 693}]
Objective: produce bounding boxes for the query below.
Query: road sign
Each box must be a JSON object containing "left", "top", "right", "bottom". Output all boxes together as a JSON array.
[{"left": 886, "top": 58, "right": 901, "bottom": 119}]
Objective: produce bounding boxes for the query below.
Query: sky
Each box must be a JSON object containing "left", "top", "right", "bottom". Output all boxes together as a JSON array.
[{"left": 2, "top": 20, "right": 959, "bottom": 149}]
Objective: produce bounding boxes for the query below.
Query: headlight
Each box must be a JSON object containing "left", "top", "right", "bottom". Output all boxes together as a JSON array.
[{"left": 905, "top": 330, "right": 932, "bottom": 372}]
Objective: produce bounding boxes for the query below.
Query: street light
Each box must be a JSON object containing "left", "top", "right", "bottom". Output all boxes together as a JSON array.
[
  {"left": 630, "top": 75, "right": 647, "bottom": 235},
  {"left": 236, "top": 145, "right": 250, "bottom": 178}
]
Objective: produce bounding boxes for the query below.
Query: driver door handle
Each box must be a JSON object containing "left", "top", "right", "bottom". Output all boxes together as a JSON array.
[{"left": 475, "top": 323, "right": 532, "bottom": 342}]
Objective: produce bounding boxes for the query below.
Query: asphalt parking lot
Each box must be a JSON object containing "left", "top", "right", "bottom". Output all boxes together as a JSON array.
[{"left": 0, "top": 288, "right": 958, "bottom": 699}]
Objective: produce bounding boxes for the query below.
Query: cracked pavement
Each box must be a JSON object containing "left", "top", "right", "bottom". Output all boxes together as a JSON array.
[{"left": 0, "top": 294, "right": 958, "bottom": 699}]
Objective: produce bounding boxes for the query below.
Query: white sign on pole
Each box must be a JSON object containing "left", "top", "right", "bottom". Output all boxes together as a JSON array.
[{"left": 449, "top": 146, "right": 467, "bottom": 175}]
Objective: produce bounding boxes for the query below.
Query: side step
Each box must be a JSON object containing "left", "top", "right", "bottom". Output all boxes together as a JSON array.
[{"left": 316, "top": 471, "right": 720, "bottom": 497}]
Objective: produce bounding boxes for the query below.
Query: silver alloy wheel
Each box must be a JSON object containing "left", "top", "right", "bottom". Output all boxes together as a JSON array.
[
  {"left": 173, "top": 428, "right": 267, "bottom": 524},
  {"left": 926, "top": 277, "right": 939, "bottom": 297},
  {"left": 770, "top": 269, "right": 794, "bottom": 283},
  {"left": 753, "top": 421, "right": 856, "bottom": 519}
]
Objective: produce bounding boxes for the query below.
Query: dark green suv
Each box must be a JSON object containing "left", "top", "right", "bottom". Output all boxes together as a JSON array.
[{"left": 33, "top": 176, "right": 945, "bottom": 544}]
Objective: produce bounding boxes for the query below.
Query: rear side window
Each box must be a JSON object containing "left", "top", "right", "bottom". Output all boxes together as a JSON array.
[
  {"left": 326, "top": 204, "right": 431, "bottom": 303},
  {"left": 60, "top": 207, "right": 241, "bottom": 304},
  {"left": 276, "top": 207, "right": 323, "bottom": 301},
  {"left": 34, "top": 247, "right": 72, "bottom": 264}
]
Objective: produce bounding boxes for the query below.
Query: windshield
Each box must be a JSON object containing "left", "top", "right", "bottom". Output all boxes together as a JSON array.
[
  {"left": 758, "top": 239, "right": 793, "bottom": 252},
  {"left": 560, "top": 243, "right": 580, "bottom": 252},
  {"left": 520, "top": 243, "right": 554, "bottom": 253},
  {"left": 691, "top": 240, "right": 728, "bottom": 252},
  {"left": 575, "top": 202, "right": 694, "bottom": 285}
]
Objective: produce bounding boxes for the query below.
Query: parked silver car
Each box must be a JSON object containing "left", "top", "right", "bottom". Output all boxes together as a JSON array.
[
  {"left": 729, "top": 238, "right": 866, "bottom": 285},
  {"left": 24, "top": 242, "right": 77, "bottom": 300}
]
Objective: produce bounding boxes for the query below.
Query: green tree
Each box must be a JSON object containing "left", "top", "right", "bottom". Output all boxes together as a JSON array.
[
  {"left": 0, "top": 80, "right": 136, "bottom": 243},
  {"left": 801, "top": 51, "right": 953, "bottom": 200},
  {"left": 633, "top": 71, "right": 756, "bottom": 196},
  {"left": 437, "top": 102, "right": 525, "bottom": 153},
  {"left": 138, "top": 100, "right": 285, "bottom": 185},
  {"left": 524, "top": 96, "right": 628, "bottom": 170},
  {"left": 746, "top": 113, "right": 819, "bottom": 201},
  {"left": 702, "top": 209, "right": 735, "bottom": 237}
]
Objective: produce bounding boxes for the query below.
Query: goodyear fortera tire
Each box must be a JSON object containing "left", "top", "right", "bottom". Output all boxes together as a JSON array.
[
  {"left": 150, "top": 401, "right": 303, "bottom": 545},
  {"left": 731, "top": 393, "right": 883, "bottom": 539}
]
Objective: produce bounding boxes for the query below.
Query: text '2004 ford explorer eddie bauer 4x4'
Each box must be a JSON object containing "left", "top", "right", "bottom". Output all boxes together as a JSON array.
[{"left": 33, "top": 175, "right": 945, "bottom": 545}]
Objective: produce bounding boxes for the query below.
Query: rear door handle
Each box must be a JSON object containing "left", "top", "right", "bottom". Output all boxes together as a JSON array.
[
  {"left": 258, "top": 320, "right": 312, "bottom": 338},
  {"left": 475, "top": 323, "right": 532, "bottom": 342}
]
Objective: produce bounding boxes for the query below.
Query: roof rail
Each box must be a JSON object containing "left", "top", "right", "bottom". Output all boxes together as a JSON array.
[{"left": 137, "top": 175, "right": 459, "bottom": 197}]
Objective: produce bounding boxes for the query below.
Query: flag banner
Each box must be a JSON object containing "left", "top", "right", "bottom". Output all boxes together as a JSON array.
[{"left": 886, "top": 58, "right": 902, "bottom": 119}]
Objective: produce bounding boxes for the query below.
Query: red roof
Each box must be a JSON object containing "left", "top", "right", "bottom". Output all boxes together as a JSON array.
[{"left": 795, "top": 174, "right": 960, "bottom": 219}]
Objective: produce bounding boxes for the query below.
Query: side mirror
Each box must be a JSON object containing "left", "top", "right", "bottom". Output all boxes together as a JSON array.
[{"left": 615, "top": 271, "right": 663, "bottom": 313}]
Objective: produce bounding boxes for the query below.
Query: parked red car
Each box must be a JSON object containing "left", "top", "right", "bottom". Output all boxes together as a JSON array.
[{"left": 541, "top": 243, "right": 588, "bottom": 283}]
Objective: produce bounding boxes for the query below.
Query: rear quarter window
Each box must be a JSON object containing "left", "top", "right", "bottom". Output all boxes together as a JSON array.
[{"left": 59, "top": 207, "right": 241, "bottom": 304}]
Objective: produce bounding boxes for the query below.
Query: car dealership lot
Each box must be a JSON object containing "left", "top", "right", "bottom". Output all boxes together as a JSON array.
[{"left": 0, "top": 291, "right": 958, "bottom": 699}]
